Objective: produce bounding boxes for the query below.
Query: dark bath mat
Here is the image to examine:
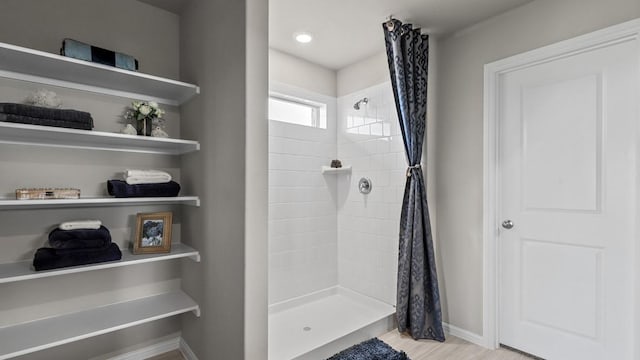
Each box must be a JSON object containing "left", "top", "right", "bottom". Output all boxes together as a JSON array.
[{"left": 327, "top": 338, "right": 410, "bottom": 360}]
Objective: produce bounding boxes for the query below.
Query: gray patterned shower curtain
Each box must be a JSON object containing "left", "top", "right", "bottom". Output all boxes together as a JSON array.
[{"left": 383, "top": 19, "right": 444, "bottom": 341}]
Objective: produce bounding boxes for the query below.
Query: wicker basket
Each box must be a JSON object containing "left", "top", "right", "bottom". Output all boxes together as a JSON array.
[{"left": 15, "top": 188, "right": 80, "bottom": 200}]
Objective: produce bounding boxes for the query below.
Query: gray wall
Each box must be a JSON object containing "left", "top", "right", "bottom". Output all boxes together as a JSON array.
[
  {"left": 0, "top": 1, "right": 188, "bottom": 358},
  {"left": 270, "top": 48, "right": 337, "bottom": 97},
  {"left": 245, "top": 0, "right": 269, "bottom": 357},
  {"left": 435, "top": 0, "right": 640, "bottom": 335},
  {"left": 336, "top": 52, "right": 388, "bottom": 98},
  {"left": 0, "top": 0, "right": 268, "bottom": 358},
  {"left": 0, "top": 0, "right": 179, "bottom": 80},
  {"left": 180, "top": 0, "right": 268, "bottom": 359}
]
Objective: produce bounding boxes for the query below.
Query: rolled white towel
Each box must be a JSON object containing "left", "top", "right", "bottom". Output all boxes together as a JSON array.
[
  {"left": 59, "top": 220, "right": 102, "bottom": 231},
  {"left": 125, "top": 176, "right": 172, "bottom": 185},
  {"left": 124, "top": 169, "right": 172, "bottom": 179}
]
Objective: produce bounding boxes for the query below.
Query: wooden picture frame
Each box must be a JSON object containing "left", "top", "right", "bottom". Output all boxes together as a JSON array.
[{"left": 133, "top": 212, "right": 172, "bottom": 254}]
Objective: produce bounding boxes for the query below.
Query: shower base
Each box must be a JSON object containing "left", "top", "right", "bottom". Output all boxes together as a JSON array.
[{"left": 268, "top": 286, "right": 395, "bottom": 360}]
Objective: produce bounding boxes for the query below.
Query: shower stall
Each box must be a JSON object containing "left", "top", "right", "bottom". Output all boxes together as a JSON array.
[{"left": 268, "top": 78, "right": 406, "bottom": 359}]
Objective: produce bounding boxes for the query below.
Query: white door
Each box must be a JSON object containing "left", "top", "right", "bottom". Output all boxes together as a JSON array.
[{"left": 498, "top": 36, "right": 638, "bottom": 359}]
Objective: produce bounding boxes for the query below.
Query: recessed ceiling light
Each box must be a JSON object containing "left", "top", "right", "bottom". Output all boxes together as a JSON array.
[{"left": 295, "top": 32, "right": 313, "bottom": 44}]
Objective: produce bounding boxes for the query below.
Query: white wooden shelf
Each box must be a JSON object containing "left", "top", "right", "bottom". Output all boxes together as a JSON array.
[
  {"left": 0, "top": 196, "right": 200, "bottom": 210},
  {"left": 321, "top": 165, "right": 352, "bottom": 174},
  {"left": 0, "top": 41, "right": 199, "bottom": 106},
  {"left": 0, "top": 291, "right": 200, "bottom": 360},
  {"left": 0, "top": 243, "right": 200, "bottom": 284},
  {"left": 0, "top": 122, "right": 199, "bottom": 154}
]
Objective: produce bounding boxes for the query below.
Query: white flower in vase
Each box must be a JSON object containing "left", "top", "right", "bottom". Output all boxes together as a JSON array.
[
  {"left": 123, "top": 100, "right": 166, "bottom": 136},
  {"left": 139, "top": 104, "right": 152, "bottom": 116}
]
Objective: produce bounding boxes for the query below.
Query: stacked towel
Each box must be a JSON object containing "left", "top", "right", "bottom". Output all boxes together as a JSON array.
[
  {"left": 107, "top": 170, "right": 179, "bottom": 198},
  {"left": 107, "top": 180, "right": 181, "bottom": 198},
  {"left": 0, "top": 103, "right": 94, "bottom": 130},
  {"left": 123, "top": 169, "right": 172, "bottom": 185},
  {"left": 33, "top": 222, "right": 121, "bottom": 271},
  {"left": 33, "top": 244, "right": 122, "bottom": 271},
  {"left": 59, "top": 220, "right": 102, "bottom": 231},
  {"left": 49, "top": 226, "right": 111, "bottom": 249}
]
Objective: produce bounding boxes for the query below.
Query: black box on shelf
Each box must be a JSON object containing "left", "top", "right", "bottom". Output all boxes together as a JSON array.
[{"left": 61, "top": 38, "right": 139, "bottom": 71}]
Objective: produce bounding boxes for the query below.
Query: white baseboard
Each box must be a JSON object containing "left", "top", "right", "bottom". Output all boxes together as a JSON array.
[
  {"left": 104, "top": 336, "right": 181, "bottom": 360},
  {"left": 100, "top": 336, "right": 198, "bottom": 360},
  {"left": 442, "top": 322, "right": 487, "bottom": 348},
  {"left": 179, "top": 337, "right": 199, "bottom": 360}
]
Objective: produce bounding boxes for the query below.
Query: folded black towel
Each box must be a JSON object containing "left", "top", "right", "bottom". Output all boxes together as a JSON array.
[
  {"left": 0, "top": 103, "right": 93, "bottom": 125},
  {"left": 33, "top": 243, "right": 122, "bottom": 271},
  {"left": 0, "top": 113, "right": 93, "bottom": 130},
  {"left": 107, "top": 180, "right": 181, "bottom": 198},
  {"left": 48, "top": 226, "right": 112, "bottom": 249}
]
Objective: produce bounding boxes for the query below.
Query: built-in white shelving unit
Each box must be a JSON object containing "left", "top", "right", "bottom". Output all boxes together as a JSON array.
[
  {"left": 0, "top": 291, "right": 200, "bottom": 360},
  {"left": 0, "top": 122, "right": 200, "bottom": 154},
  {"left": 0, "top": 42, "right": 199, "bottom": 106},
  {"left": 0, "top": 40, "right": 202, "bottom": 359},
  {"left": 0, "top": 243, "right": 200, "bottom": 284},
  {"left": 0, "top": 196, "right": 200, "bottom": 210},
  {"left": 321, "top": 165, "right": 352, "bottom": 174}
]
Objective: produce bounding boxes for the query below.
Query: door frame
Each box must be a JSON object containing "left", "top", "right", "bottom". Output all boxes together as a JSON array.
[{"left": 482, "top": 18, "right": 640, "bottom": 351}]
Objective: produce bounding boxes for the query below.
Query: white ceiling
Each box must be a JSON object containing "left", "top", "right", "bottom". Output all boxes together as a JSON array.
[
  {"left": 270, "top": 0, "right": 533, "bottom": 69},
  {"left": 137, "top": 0, "right": 533, "bottom": 70}
]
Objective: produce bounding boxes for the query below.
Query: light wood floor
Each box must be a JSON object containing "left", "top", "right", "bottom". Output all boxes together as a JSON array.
[
  {"left": 147, "top": 331, "right": 535, "bottom": 360},
  {"left": 380, "top": 330, "right": 536, "bottom": 360}
]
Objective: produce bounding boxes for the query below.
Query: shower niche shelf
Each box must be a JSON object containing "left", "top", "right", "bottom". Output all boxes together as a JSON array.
[{"left": 321, "top": 166, "right": 352, "bottom": 175}]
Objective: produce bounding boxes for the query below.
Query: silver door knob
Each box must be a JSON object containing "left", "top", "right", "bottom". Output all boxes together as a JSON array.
[{"left": 502, "top": 220, "right": 514, "bottom": 229}]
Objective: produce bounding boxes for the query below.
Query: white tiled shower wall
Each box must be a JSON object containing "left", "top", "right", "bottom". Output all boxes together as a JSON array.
[
  {"left": 337, "top": 81, "right": 405, "bottom": 305},
  {"left": 268, "top": 81, "right": 403, "bottom": 306},
  {"left": 268, "top": 85, "right": 338, "bottom": 304}
]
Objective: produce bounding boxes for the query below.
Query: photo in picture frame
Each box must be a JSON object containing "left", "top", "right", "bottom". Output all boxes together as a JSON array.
[{"left": 133, "top": 212, "right": 172, "bottom": 254}]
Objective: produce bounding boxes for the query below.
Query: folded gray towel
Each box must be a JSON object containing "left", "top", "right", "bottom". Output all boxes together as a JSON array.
[
  {"left": 0, "top": 113, "right": 93, "bottom": 130},
  {"left": 0, "top": 103, "right": 93, "bottom": 126}
]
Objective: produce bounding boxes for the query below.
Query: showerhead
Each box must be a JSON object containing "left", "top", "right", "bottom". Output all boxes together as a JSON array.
[{"left": 353, "top": 97, "right": 369, "bottom": 110}]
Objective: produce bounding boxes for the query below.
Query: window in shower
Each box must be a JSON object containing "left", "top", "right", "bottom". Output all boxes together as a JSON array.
[{"left": 268, "top": 94, "right": 327, "bottom": 129}]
